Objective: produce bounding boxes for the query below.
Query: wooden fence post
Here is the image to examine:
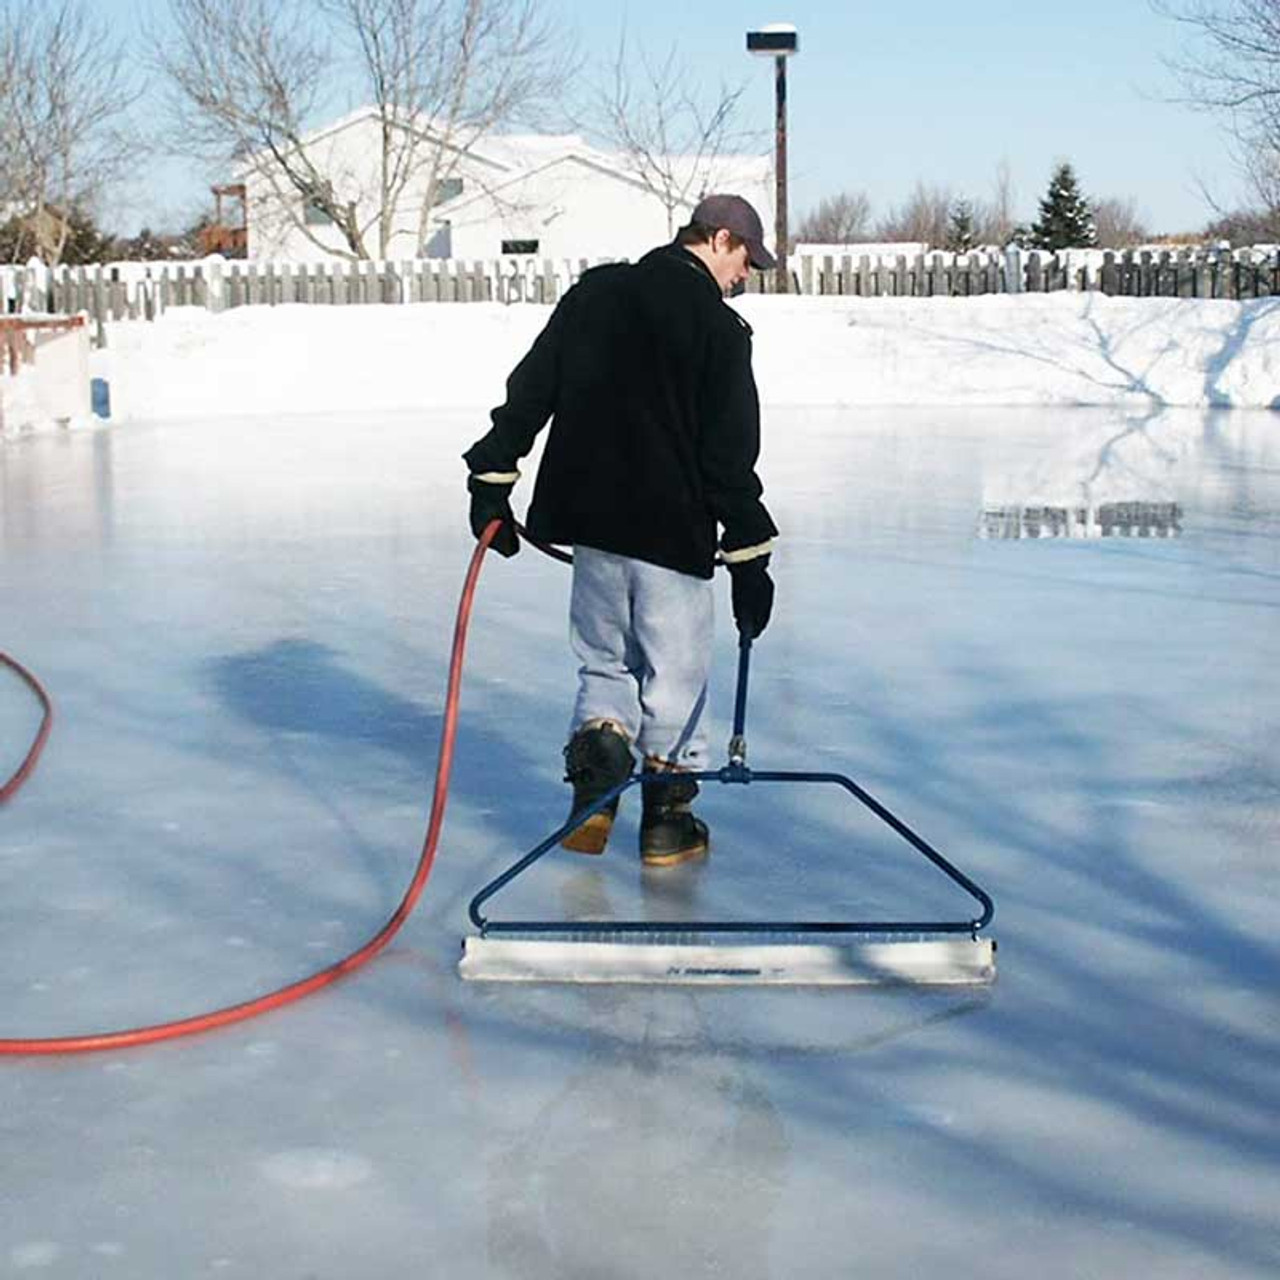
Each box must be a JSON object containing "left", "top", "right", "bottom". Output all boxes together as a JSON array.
[
  {"left": 889, "top": 255, "right": 904, "bottom": 297},
  {"left": 107, "top": 269, "right": 125, "bottom": 321},
  {"left": 1214, "top": 254, "right": 1230, "bottom": 299},
  {"left": 1100, "top": 251, "right": 1118, "bottom": 295},
  {"left": 1004, "top": 246, "right": 1023, "bottom": 294},
  {"left": 857, "top": 255, "right": 872, "bottom": 297},
  {"left": 1258, "top": 254, "right": 1275, "bottom": 298},
  {"left": 907, "top": 254, "right": 922, "bottom": 297},
  {"left": 1026, "top": 252, "right": 1043, "bottom": 293},
  {"left": 1194, "top": 256, "right": 1212, "bottom": 298},
  {"left": 88, "top": 266, "right": 105, "bottom": 345}
]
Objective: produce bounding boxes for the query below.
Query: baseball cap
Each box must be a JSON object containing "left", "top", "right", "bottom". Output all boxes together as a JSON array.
[{"left": 690, "top": 194, "right": 777, "bottom": 270}]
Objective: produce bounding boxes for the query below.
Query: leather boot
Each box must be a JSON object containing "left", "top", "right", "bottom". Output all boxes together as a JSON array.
[
  {"left": 561, "top": 720, "right": 634, "bottom": 854},
  {"left": 639, "top": 757, "right": 709, "bottom": 867}
]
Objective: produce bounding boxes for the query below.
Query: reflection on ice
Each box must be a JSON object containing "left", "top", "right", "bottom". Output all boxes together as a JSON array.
[
  {"left": 554, "top": 861, "right": 713, "bottom": 927},
  {"left": 979, "top": 501, "right": 1183, "bottom": 540},
  {"left": 977, "top": 405, "right": 1278, "bottom": 545}
]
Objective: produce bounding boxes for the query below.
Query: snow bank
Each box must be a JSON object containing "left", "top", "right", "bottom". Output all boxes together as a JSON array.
[
  {"left": 743, "top": 293, "right": 1280, "bottom": 410},
  {"left": 83, "top": 291, "right": 1280, "bottom": 424}
]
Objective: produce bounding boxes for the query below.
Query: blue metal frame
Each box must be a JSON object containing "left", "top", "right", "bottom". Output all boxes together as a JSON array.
[{"left": 467, "top": 639, "right": 995, "bottom": 940}]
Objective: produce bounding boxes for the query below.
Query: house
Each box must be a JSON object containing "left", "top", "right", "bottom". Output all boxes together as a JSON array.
[
  {"left": 200, "top": 184, "right": 248, "bottom": 257},
  {"left": 239, "top": 108, "right": 773, "bottom": 263}
]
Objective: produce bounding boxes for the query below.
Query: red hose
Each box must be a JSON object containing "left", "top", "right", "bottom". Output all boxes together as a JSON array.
[
  {"left": 0, "top": 523, "right": 500, "bottom": 1055},
  {"left": 0, "top": 651, "right": 52, "bottom": 806}
]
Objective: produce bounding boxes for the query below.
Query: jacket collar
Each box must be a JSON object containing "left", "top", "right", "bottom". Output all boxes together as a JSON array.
[{"left": 646, "top": 242, "right": 722, "bottom": 297}]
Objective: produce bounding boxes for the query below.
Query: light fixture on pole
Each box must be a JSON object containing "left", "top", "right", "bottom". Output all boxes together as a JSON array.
[{"left": 747, "top": 22, "right": 798, "bottom": 293}]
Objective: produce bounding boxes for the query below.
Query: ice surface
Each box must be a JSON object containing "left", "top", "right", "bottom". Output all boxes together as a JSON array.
[{"left": 2, "top": 405, "right": 1278, "bottom": 1278}]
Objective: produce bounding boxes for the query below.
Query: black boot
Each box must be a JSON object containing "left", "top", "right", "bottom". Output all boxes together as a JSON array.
[
  {"left": 640, "top": 759, "right": 709, "bottom": 867},
  {"left": 561, "top": 721, "right": 634, "bottom": 854}
]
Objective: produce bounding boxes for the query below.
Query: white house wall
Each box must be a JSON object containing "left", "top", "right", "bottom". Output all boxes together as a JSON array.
[
  {"left": 441, "top": 156, "right": 773, "bottom": 262},
  {"left": 244, "top": 116, "right": 509, "bottom": 262},
  {"left": 242, "top": 113, "right": 774, "bottom": 265}
]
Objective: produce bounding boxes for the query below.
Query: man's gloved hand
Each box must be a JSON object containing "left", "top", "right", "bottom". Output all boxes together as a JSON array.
[
  {"left": 467, "top": 475, "right": 520, "bottom": 557},
  {"left": 728, "top": 556, "right": 774, "bottom": 639}
]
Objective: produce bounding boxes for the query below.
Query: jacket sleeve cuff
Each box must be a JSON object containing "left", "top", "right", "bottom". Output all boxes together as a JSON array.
[{"left": 720, "top": 539, "right": 774, "bottom": 565}]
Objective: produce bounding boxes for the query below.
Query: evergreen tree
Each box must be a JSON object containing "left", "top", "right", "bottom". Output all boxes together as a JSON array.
[
  {"left": 0, "top": 205, "right": 116, "bottom": 265},
  {"left": 1030, "top": 162, "right": 1097, "bottom": 250},
  {"left": 945, "top": 198, "right": 976, "bottom": 252},
  {"left": 0, "top": 217, "right": 28, "bottom": 265},
  {"left": 114, "top": 223, "right": 199, "bottom": 262},
  {"left": 59, "top": 208, "right": 117, "bottom": 265}
]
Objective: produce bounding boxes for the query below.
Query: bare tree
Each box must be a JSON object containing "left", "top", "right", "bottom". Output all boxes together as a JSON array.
[
  {"left": 1092, "top": 196, "right": 1151, "bottom": 248},
  {"left": 875, "top": 182, "right": 955, "bottom": 246},
  {"left": 155, "top": 0, "right": 572, "bottom": 260},
  {"left": 1203, "top": 201, "right": 1280, "bottom": 240},
  {"left": 978, "top": 158, "right": 1018, "bottom": 246},
  {"left": 0, "top": 0, "right": 137, "bottom": 265},
  {"left": 0, "top": 40, "right": 22, "bottom": 223},
  {"left": 794, "top": 191, "right": 873, "bottom": 244},
  {"left": 1156, "top": 1, "right": 1280, "bottom": 219},
  {"left": 586, "top": 31, "right": 754, "bottom": 237}
]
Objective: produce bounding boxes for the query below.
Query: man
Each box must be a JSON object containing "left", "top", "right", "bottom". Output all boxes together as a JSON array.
[{"left": 463, "top": 194, "right": 778, "bottom": 867}]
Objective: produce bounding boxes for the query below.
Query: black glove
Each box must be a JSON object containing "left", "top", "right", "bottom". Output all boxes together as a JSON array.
[
  {"left": 467, "top": 475, "right": 520, "bottom": 557},
  {"left": 728, "top": 556, "right": 774, "bottom": 639}
]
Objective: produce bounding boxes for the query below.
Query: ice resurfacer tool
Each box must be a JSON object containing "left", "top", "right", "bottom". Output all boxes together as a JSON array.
[{"left": 460, "top": 635, "right": 997, "bottom": 986}]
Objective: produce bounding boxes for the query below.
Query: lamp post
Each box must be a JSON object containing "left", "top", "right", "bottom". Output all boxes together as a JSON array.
[{"left": 747, "top": 23, "right": 798, "bottom": 293}]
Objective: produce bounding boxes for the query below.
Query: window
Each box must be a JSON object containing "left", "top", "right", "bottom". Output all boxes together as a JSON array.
[
  {"left": 304, "top": 198, "right": 334, "bottom": 227},
  {"left": 433, "top": 177, "right": 464, "bottom": 206},
  {"left": 501, "top": 239, "right": 539, "bottom": 255}
]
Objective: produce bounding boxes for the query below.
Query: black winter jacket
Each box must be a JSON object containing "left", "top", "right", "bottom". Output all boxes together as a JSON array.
[{"left": 462, "top": 243, "right": 777, "bottom": 579}]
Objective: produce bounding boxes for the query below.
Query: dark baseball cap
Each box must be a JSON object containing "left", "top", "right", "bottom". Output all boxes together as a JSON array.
[{"left": 690, "top": 193, "right": 776, "bottom": 270}]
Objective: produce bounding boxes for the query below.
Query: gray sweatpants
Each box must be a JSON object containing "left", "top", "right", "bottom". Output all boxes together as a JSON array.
[{"left": 568, "top": 546, "right": 714, "bottom": 768}]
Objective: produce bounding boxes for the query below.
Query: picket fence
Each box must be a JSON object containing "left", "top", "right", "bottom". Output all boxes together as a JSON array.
[
  {"left": 794, "top": 245, "right": 1279, "bottom": 300},
  {"left": 1, "top": 246, "right": 1274, "bottom": 347}
]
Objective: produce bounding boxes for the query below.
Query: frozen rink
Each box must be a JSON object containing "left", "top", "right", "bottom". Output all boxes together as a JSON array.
[{"left": 2, "top": 404, "right": 1278, "bottom": 1278}]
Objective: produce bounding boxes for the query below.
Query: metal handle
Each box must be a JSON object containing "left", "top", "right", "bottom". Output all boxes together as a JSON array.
[{"left": 728, "top": 636, "right": 752, "bottom": 767}]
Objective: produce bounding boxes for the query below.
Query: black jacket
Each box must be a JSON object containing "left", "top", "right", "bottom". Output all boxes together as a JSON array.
[{"left": 463, "top": 244, "right": 777, "bottom": 579}]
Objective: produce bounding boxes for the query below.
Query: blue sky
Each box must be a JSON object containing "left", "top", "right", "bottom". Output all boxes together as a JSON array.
[{"left": 101, "top": 0, "right": 1235, "bottom": 236}]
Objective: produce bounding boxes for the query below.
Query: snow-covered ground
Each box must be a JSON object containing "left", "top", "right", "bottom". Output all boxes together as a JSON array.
[
  {"left": 65, "top": 291, "right": 1280, "bottom": 425},
  {"left": 2, "top": 379, "right": 1277, "bottom": 1275}
]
